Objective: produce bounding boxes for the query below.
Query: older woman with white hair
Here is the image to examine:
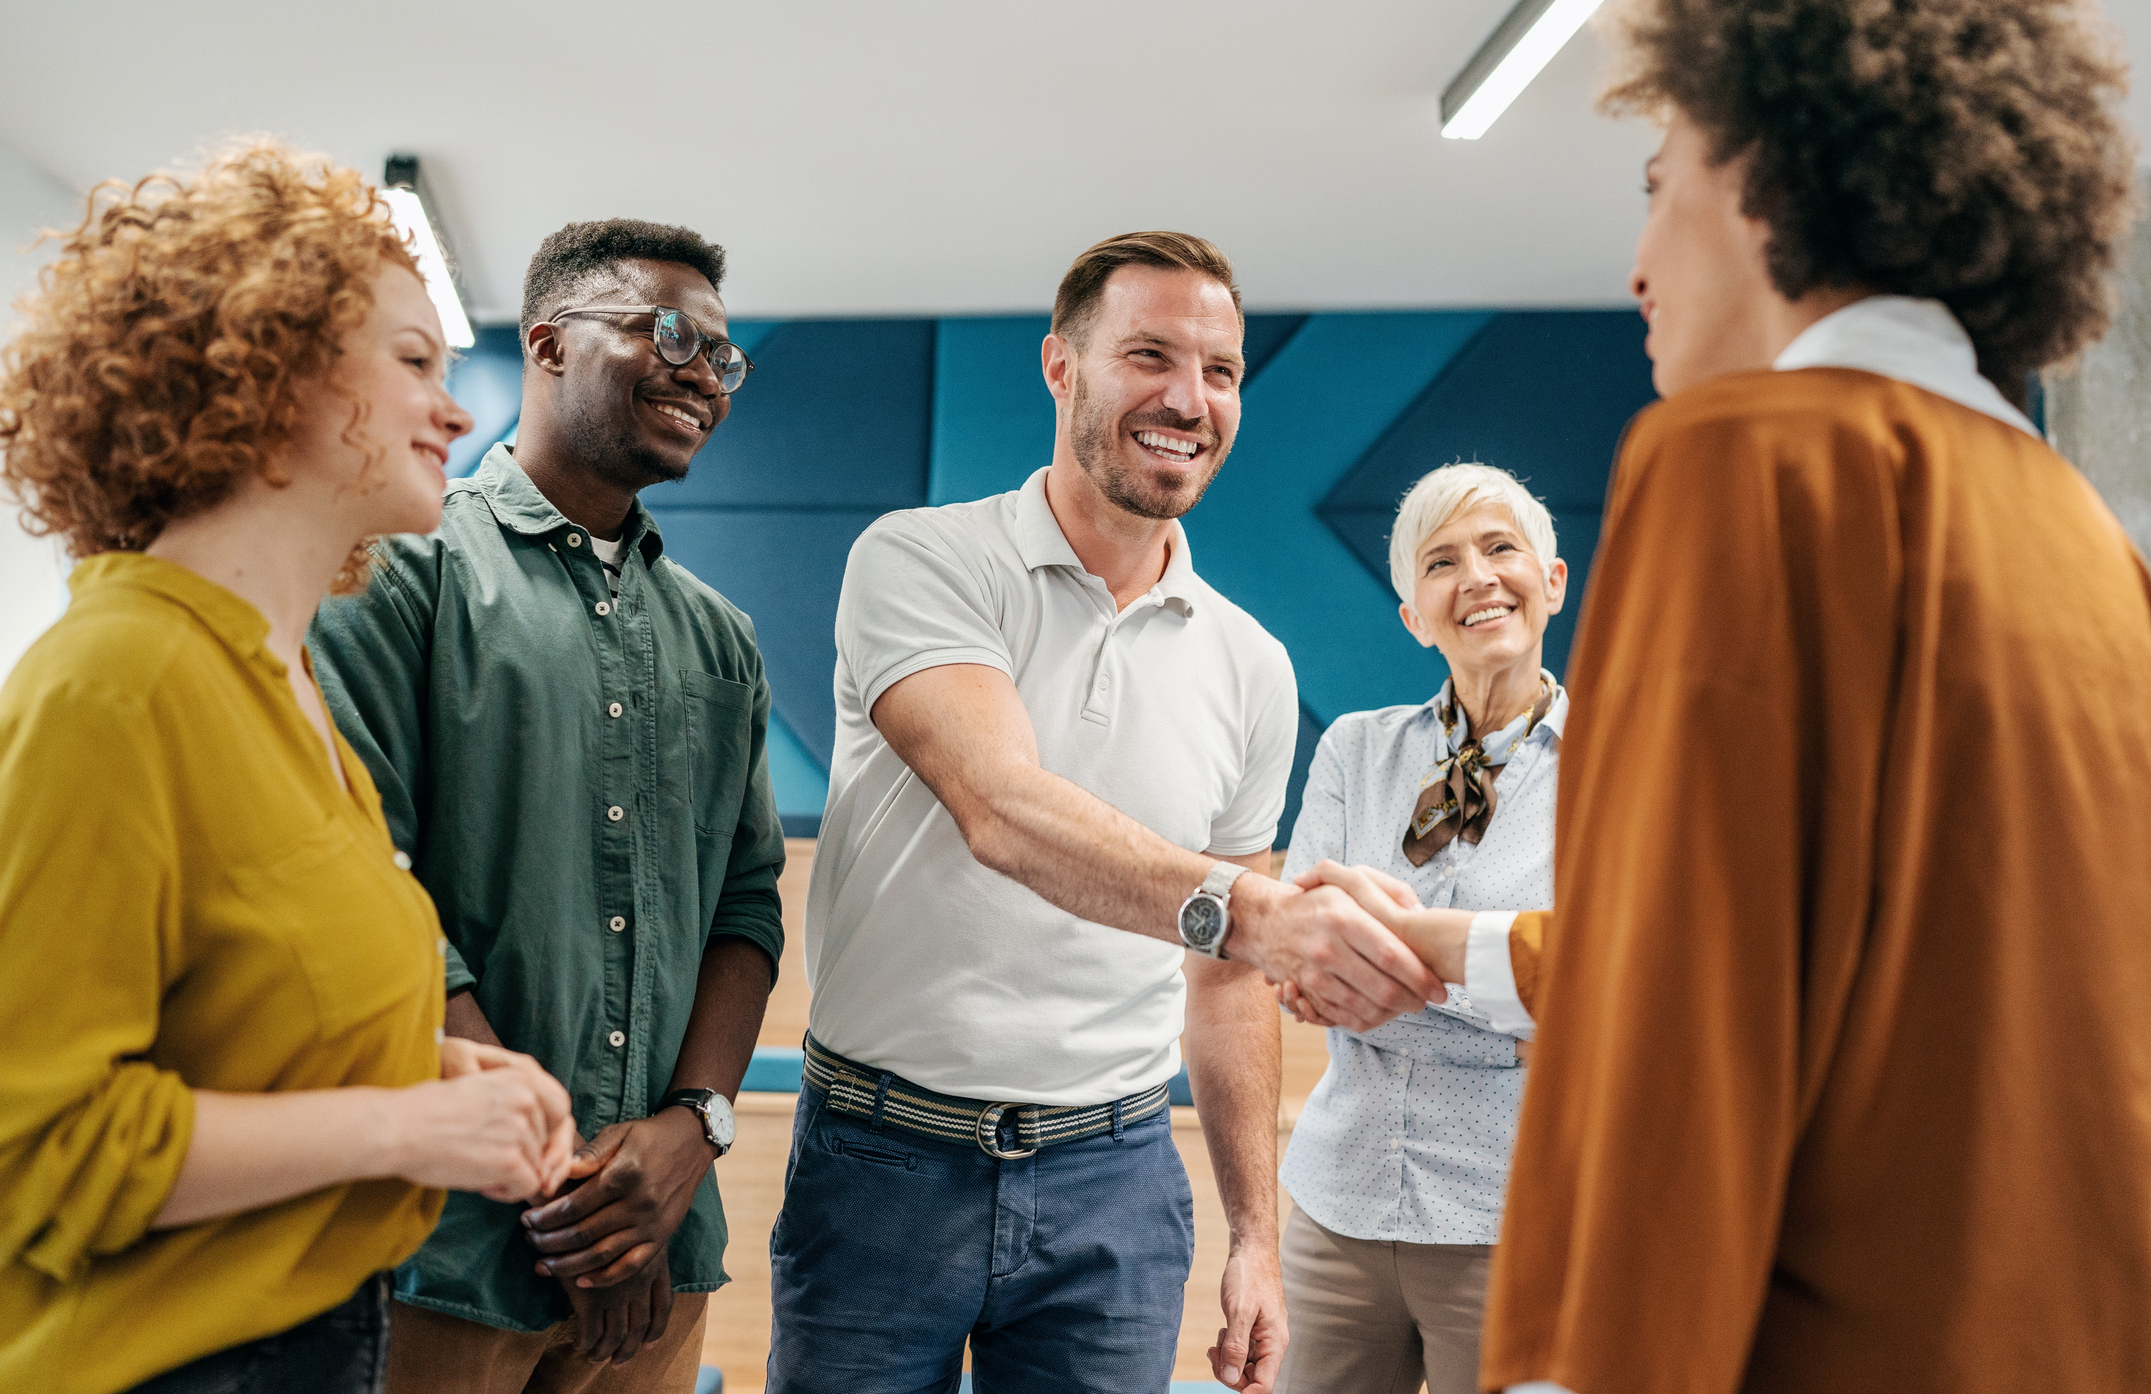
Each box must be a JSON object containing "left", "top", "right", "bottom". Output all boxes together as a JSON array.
[{"left": 1273, "top": 461, "right": 1566, "bottom": 1394}]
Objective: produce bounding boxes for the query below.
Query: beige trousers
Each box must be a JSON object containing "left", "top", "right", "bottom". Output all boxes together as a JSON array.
[
  {"left": 1274, "top": 1208, "right": 1492, "bottom": 1394},
  {"left": 385, "top": 1294, "right": 709, "bottom": 1394}
]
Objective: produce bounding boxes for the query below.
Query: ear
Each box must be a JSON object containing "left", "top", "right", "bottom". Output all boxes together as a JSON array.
[
  {"left": 1543, "top": 557, "right": 1570, "bottom": 615},
  {"left": 1398, "top": 600, "right": 1438, "bottom": 650},
  {"left": 1041, "top": 333, "right": 1077, "bottom": 406},
  {"left": 526, "top": 320, "right": 568, "bottom": 379}
]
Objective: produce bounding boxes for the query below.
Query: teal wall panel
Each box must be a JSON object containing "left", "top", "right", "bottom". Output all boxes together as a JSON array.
[
  {"left": 930, "top": 316, "right": 1054, "bottom": 505},
  {"left": 1184, "top": 311, "right": 1493, "bottom": 726}
]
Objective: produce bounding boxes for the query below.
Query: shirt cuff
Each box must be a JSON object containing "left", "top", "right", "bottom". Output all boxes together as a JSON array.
[{"left": 1466, "top": 910, "right": 1535, "bottom": 1037}]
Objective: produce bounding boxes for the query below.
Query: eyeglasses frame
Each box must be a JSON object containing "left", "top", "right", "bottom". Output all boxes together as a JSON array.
[{"left": 547, "top": 304, "right": 756, "bottom": 393}]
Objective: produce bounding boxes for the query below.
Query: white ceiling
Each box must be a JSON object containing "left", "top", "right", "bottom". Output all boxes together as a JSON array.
[{"left": 3, "top": 0, "right": 2147, "bottom": 322}]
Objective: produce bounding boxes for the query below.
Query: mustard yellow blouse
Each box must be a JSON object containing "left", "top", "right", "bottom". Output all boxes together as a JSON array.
[{"left": 0, "top": 554, "right": 447, "bottom": 1392}]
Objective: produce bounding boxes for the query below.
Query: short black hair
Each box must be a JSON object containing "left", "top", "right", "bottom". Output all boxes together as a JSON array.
[{"left": 519, "top": 218, "right": 728, "bottom": 342}]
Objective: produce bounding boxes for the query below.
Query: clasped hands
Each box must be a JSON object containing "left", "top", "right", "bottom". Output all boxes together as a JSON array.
[
  {"left": 519, "top": 1106, "right": 719, "bottom": 1365},
  {"left": 1233, "top": 860, "right": 1473, "bottom": 1033}
]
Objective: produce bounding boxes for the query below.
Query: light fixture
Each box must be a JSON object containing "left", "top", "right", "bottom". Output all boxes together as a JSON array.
[
  {"left": 382, "top": 153, "right": 475, "bottom": 348},
  {"left": 1441, "top": 0, "right": 1606, "bottom": 140}
]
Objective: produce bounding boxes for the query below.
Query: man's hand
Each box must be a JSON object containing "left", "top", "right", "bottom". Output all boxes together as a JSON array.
[
  {"left": 522, "top": 1109, "right": 715, "bottom": 1289},
  {"left": 563, "top": 1246, "right": 675, "bottom": 1366},
  {"left": 1210, "top": 1239, "right": 1287, "bottom": 1392},
  {"left": 1227, "top": 874, "right": 1441, "bottom": 1032}
]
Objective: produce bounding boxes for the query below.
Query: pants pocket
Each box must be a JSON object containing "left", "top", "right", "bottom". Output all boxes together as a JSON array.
[{"left": 834, "top": 1136, "right": 920, "bottom": 1170}]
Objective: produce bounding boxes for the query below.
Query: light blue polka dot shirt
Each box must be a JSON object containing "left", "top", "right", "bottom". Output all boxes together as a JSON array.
[{"left": 1279, "top": 673, "right": 1563, "bottom": 1246}]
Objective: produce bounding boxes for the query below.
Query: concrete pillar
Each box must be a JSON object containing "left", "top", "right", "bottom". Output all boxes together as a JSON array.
[{"left": 2046, "top": 182, "right": 2151, "bottom": 557}]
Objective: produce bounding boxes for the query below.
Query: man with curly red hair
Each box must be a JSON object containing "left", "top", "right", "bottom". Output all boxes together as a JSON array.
[{"left": 1299, "top": 1, "right": 2151, "bottom": 1390}]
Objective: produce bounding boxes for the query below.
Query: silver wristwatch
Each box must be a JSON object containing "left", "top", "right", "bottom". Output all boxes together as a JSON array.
[
  {"left": 1177, "top": 862, "right": 1248, "bottom": 958},
  {"left": 657, "top": 1087, "right": 736, "bottom": 1156}
]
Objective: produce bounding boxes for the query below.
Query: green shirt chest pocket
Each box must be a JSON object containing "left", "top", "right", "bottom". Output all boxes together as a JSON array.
[{"left": 683, "top": 670, "right": 755, "bottom": 835}]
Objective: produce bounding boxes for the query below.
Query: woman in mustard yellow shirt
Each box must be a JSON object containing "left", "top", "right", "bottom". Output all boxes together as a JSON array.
[{"left": 0, "top": 143, "right": 577, "bottom": 1393}]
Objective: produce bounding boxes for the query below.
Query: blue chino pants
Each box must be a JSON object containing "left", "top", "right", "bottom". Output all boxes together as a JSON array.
[{"left": 766, "top": 1084, "right": 1195, "bottom": 1393}]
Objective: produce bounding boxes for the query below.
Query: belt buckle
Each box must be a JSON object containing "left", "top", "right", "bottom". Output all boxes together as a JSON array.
[{"left": 975, "top": 1102, "right": 1038, "bottom": 1160}]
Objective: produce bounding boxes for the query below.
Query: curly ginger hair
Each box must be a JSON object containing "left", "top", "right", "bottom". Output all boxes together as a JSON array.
[
  {"left": 1599, "top": 0, "right": 2138, "bottom": 397},
  {"left": 0, "top": 139, "right": 421, "bottom": 590}
]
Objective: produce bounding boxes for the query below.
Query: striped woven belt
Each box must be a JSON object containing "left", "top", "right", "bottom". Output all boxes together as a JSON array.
[{"left": 803, "top": 1034, "right": 1172, "bottom": 1159}]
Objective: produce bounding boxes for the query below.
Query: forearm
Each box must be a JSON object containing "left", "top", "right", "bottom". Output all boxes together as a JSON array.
[
  {"left": 151, "top": 1088, "right": 401, "bottom": 1229},
  {"left": 964, "top": 762, "right": 1219, "bottom": 946},
  {"left": 1183, "top": 961, "right": 1283, "bottom": 1249},
  {"left": 666, "top": 937, "right": 774, "bottom": 1101},
  {"left": 1390, "top": 907, "right": 1474, "bottom": 984},
  {"left": 445, "top": 988, "right": 505, "bottom": 1048}
]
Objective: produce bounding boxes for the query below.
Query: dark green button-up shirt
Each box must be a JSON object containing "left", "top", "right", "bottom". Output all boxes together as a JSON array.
[{"left": 310, "top": 446, "right": 785, "bottom": 1332}]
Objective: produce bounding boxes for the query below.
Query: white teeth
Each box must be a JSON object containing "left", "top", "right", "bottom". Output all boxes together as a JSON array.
[
  {"left": 1462, "top": 606, "right": 1514, "bottom": 627},
  {"left": 654, "top": 403, "right": 701, "bottom": 430},
  {"left": 1135, "top": 430, "right": 1197, "bottom": 458}
]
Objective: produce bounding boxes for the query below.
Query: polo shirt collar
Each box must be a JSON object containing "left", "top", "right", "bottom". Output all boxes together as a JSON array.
[
  {"left": 72, "top": 550, "right": 273, "bottom": 663},
  {"left": 1014, "top": 465, "right": 1200, "bottom": 617},
  {"left": 475, "top": 443, "right": 667, "bottom": 562}
]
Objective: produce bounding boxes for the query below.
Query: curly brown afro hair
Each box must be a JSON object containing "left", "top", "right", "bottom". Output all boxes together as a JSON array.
[
  {"left": 0, "top": 139, "right": 419, "bottom": 590},
  {"left": 1600, "top": 0, "right": 2137, "bottom": 398}
]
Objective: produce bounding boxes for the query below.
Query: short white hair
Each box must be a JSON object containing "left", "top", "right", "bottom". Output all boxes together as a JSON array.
[{"left": 1387, "top": 461, "right": 1558, "bottom": 608}]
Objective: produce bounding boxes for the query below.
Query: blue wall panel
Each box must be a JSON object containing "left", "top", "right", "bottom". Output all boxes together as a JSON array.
[
  {"left": 447, "top": 308, "right": 1651, "bottom": 839},
  {"left": 930, "top": 316, "right": 1055, "bottom": 505},
  {"left": 664, "top": 318, "right": 934, "bottom": 509}
]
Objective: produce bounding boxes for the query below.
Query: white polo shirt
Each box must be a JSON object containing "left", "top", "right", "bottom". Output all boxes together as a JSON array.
[{"left": 804, "top": 466, "right": 1300, "bottom": 1105}]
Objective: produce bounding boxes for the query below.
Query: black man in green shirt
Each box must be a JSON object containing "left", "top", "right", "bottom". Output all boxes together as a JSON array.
[{"left": 312, "top": 219, "right": 784, "bottom": 1391}]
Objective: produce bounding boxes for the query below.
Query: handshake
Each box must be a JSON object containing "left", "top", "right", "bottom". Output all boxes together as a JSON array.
[{"left": 1224, "top": 860, "right": 1476, "bottom": 1034}]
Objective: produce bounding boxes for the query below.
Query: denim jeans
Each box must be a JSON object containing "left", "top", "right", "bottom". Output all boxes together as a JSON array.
[
  {"left": 128, "top": 1273, "right": 390, "bottom": 1394},
  {"left": 766, "top": 1085, "right": 1195, "bottom": 1394}
]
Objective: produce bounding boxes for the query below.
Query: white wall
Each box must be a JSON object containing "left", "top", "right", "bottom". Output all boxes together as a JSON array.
[{"left": 0, "top": 140, "right": 77, "bottom": 681}]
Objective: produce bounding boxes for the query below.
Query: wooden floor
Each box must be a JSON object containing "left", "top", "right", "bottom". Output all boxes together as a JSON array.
[{"left": 704, "top": 841, "right": 1333, "bottom": 1390}]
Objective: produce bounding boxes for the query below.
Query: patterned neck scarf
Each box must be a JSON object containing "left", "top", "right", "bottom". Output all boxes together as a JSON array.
[{"left": 1401, "top": 675, "right": 1556, "bottom": 867}]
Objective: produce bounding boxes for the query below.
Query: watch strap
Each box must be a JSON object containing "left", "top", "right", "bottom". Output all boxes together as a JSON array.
[{"left": 1201, "top": 862, "right": 1248, "bottom": 898}]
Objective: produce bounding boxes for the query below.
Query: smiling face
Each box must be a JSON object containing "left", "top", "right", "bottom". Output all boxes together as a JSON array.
[
  {"left": 1051, "top": 265, "right": 1244, "bottom": 521},
  {"left": 1630, "top": 112, "right": 1783, "bottom": 398},
  {"left": 1400, "top": 502, "right": 1567, "bottom": 682},
  {"left": 286, "top": 262, "right": 472, "bottom": 537},
  {"left": 542, "top": 257, "right": 730, "bottom": 490}
]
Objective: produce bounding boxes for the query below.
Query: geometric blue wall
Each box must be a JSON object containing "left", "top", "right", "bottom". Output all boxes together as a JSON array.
[{"left": 446, "top": 310, "right": 1654, "bottom": 838}]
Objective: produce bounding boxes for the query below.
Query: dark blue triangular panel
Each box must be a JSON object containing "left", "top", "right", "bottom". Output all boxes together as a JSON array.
[
  {"left": 656, "top": 319, "right": 935, "bottom": 510},
  {"left": 1317, "top": 310, "right": 1654, "bottom": 678}
]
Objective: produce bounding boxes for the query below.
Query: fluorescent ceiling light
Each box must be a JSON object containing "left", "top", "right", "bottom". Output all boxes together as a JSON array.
[
  {"left": 382, "top": 158, "right": 475, "bottom": 349},
  {"left": 1441, "top": 0, "right": 1606, "bottom": 140}
]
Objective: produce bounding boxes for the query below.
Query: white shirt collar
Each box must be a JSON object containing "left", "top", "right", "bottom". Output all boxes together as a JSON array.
[
  {"left": 1013, "top": 465, "right": 1199, "bottom": 615},
  {"left": 1772, "top": 295, "right": 2039, "bottom": 439}
]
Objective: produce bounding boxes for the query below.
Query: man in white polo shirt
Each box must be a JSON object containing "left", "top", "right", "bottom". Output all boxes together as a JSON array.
[{"left": 765, "top": 232, "right": 1438, "bottom": 1394}]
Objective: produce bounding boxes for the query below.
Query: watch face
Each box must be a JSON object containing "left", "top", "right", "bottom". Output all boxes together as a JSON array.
[
  {"left": 707, "top": 1101, "right": 736, "bottom": 1151},
  {"left": 1182, "top": 894, "right": 1225, "bottom": 947}
]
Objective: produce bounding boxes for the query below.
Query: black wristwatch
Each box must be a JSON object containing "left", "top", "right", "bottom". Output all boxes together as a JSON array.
[{"left": 656, "top": 1087, "right": 736, "bottom": 1156}]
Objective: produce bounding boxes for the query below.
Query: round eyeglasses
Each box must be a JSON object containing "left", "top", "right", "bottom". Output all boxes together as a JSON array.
[{"left": 550, "top": 304, "right": 756, "bottom": 394}]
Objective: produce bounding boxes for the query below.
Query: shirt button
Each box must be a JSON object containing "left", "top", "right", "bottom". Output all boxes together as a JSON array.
[
  {"left": 594, "top": 601, "right": 611, "bottom": 617},
  {"left": 1390, "top": 1137, "right": 1401, "bottom": 1149},
  {"left": 1097, "top": 675, "right": 1110, "bottom": 690},
  {"left": 436, "top": 935, "right": 448, "bottom": 957},
  {"left": 392, "top": 850, "right": 412, "bottom": 871},
  {"left": 608, "top": 701, "right": 623, "bottom": 719},
  {"left": 566, "top": 532, "right": 583, "bottom": 547},
  {"left": 607, "top": 805, "right": 625, "bottom": 822},
  {"left": 609, "top": 915, "right": 626, "bottom": 933},
  {"left": 608, "top": 1030, "right": 626, "bottom": 1048}
]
